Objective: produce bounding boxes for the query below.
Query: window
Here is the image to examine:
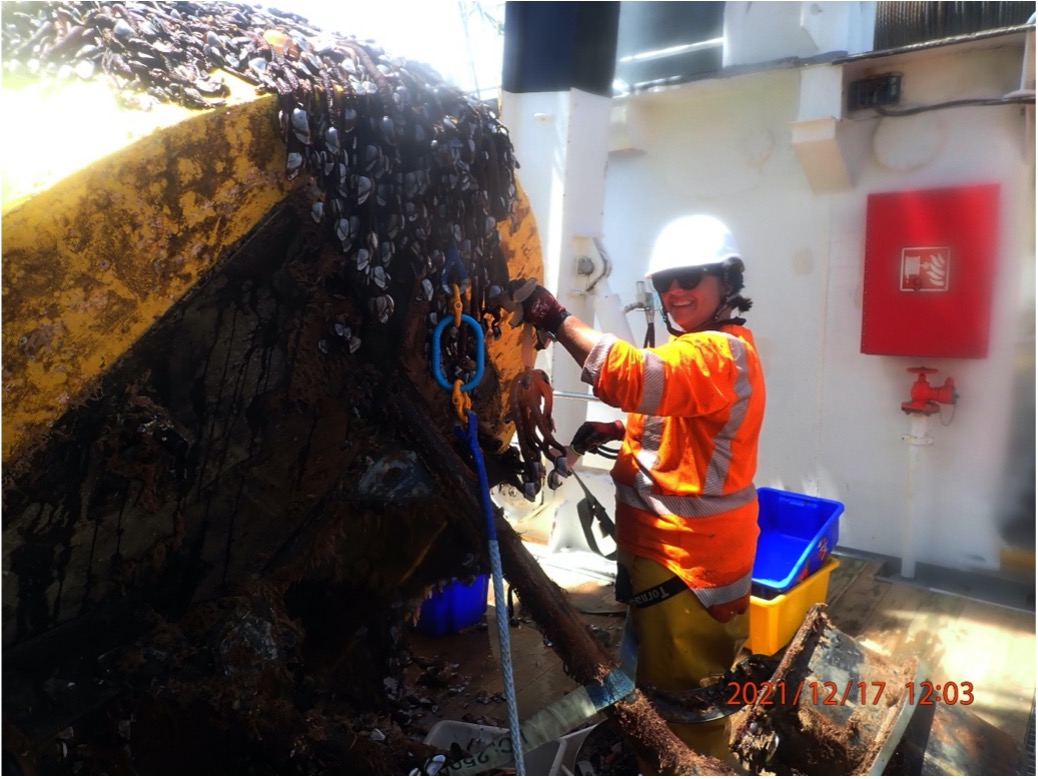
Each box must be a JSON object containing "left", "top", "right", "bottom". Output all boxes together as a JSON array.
[{"left": 613, "top": 2, "right": 726, "bottom": 94}]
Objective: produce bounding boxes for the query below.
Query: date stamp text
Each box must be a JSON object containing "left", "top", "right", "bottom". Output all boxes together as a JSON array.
[{"left": 726, "top": 679, "right": 974, "bottom": 706}]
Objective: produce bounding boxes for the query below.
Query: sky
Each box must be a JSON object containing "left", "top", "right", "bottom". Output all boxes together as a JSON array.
[{"left": 269, "top": 0, "right": 507, "bottom": 98}]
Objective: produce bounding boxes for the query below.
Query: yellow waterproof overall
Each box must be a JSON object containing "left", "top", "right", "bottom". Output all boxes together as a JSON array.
[{"left": 621, "top": 551, "right": 748, "bottom": 762}]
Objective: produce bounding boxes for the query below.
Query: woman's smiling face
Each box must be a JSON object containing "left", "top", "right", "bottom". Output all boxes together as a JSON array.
[{"left": 658, "top": 271, "right": 725, "bottom": 332}]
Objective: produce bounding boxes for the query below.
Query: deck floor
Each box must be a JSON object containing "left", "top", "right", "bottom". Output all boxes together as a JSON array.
[{"left": 406, "top": 546, "right": 1036, "bottom": 773}]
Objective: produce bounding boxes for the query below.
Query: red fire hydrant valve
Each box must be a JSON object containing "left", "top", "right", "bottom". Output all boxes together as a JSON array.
[{"left": 901, "top": 367, "right": 958, "bottom": 415}]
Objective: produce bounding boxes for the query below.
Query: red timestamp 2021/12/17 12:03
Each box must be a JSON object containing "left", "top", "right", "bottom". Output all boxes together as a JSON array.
[{"left": 725, "top": 679, "right": 975, "bottom": 707}]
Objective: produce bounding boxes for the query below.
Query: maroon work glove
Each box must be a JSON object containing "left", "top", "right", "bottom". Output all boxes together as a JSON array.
[
  {"left": 506, "top": 278, "right": 571, "bottom": 334},
  {"left": 570, "top": 420, "right": 625, "bottom": 455}
]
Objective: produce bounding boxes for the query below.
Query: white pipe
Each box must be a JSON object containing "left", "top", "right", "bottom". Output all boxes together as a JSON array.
[
  {"left": 583, "top": 237, "right": 637, "bottom": 345},
  {"left": 592, "top": 279, "right": 637, "bottom": 345},
  {"left": 900, "top": 413, "right": 933, "bottom": 579},
  {"left": 553, "top": 390, "right": 596, "bottom": 401}
]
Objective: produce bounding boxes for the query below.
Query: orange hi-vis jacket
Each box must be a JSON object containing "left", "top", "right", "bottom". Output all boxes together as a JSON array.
[{"left": 581, "top": 323, "right": 766, "bottom": 612}]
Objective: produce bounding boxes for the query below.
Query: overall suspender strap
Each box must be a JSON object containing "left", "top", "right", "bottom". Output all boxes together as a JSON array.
[{"left": 615, "top": 565, "right": 688, "bottom": 608}]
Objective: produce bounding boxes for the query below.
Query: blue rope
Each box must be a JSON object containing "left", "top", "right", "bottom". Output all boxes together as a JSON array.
[{"left": 459, "top": 409, "right": 526, "bottom": 776}]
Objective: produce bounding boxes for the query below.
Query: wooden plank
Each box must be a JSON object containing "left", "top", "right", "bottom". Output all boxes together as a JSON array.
[
  {"left": 824, "top": 559, "right": 890, "bottom": 638},
  {"left": 835, "top": 573, "right": 1035, "bottom": 749},
  {"left": 862, "top": 582, "right": 974, "bottom": 667},
  {"left": 838, "top": 576, "right": 930, "bottom": 662},
  {"left": 405, "top": 613, "right": 571, "bottom": 727},
  {"left": 886, "top": 697, "right": 1022, "bottom": 776},
  {"left": 823, "top": 569, "right": 1034, "bottom": 771},
  {"left": 941, "top": 600, "right": 1035, "bottom": 744},
  {"left": 826, "top": 553, "right": 870, "bottom": 606},
  {"left": 898, "top": 589, "right": 968, "bottom": 683}
]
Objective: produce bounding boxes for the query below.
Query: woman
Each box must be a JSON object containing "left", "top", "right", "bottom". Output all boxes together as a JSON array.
[{"left": 507, "top": 214, "right": 766, "bottom": 761}]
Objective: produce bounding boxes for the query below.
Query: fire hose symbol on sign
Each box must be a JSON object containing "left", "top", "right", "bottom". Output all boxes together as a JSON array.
[{"left": 901, "top": 246, "right": 951, "bottom": 292}]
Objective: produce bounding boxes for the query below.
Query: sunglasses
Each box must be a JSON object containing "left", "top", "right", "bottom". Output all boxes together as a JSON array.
[{"left": 651, "top": 266, "right": 718, "bottom": 295}]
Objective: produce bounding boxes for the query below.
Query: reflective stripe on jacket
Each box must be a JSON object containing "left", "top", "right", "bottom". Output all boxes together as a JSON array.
[{"left": 580, "top": 324, "right": 766, "bottom": 608}]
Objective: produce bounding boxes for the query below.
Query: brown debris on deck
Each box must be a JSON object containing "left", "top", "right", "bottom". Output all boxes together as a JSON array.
[{"left": 732, "top": 604, "right": 918, "bottom": 775}]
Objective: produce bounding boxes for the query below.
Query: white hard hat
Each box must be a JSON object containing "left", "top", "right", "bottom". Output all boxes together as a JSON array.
[{"left": 646, "top": 215, "right": 743, "bottom": 278}]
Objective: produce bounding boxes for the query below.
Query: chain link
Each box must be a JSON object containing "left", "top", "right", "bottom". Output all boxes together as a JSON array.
[{"left": 452, "top": 379, "right": 472, "bottom": 424}]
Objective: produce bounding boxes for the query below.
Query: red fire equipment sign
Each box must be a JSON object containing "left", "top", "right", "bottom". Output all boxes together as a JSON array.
[
  {"left": 861, "top": 183, "right": 1000, "bottom": 358},
  {"left": 900, "top": 246, "right": 950, "bottom": 292}
]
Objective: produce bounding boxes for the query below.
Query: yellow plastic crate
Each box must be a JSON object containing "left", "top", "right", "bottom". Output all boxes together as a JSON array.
[{"left": 747, "top": 556, "right": 840, "bottom": 655}]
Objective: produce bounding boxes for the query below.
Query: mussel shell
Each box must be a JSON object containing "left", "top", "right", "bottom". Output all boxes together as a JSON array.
[
  {"left": 112, "top": 20, "right": 134, "bottom": 39},
  {"left": 291, "top": 107, "right": 310, "bottom": 145},
  {"left": 286, "top": 152, "right": 303, "bottom": 178},
  {"left": 342, "top": 106, "right": 358, "bottom": 132},
  {"left": 355, "top": 175, "right": 372, "bottom": 205},
  {"left": 335, "top": 218, "right": 351, "bottom": 243},
  {"left": 369, "top": 294, "right": 395, "bottom": 323},
  {"left": 380, "top": 115, "right": 395, "bottom": 143},
  {"left": 74, "top": 59, "right": 95, "bottom": 79},
  {"left": 325, "top": 126, "right": 340, "bottom": 156},
  {"left": 371, "top": 265, "right": 389, "bottom": 289}
]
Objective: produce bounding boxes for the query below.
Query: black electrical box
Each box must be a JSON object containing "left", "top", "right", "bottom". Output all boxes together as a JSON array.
[{"left": 847, "top": 73, "right": 903, "bottom": 111}]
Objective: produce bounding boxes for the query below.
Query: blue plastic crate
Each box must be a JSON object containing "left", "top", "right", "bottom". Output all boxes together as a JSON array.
[
  {"left": 414, "top": 574, "right": 489, "bottom": 636},
  {"left": 752, "top": 487, "right": 843, "bottom": 599}
]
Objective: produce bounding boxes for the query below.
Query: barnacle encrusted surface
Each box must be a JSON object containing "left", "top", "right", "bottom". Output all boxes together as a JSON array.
[{"left": 2, "top": 1, "right": 518, "bottom": 334}]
